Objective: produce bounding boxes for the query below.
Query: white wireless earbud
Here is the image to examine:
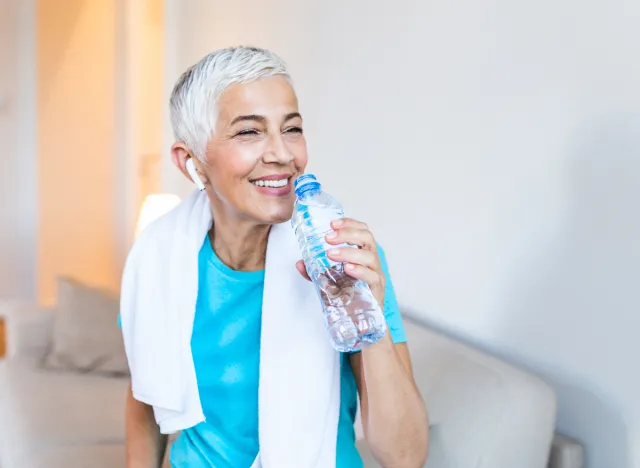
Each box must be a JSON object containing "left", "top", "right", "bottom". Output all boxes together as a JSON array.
[{"left": 186, "top": 158, "right": 205, "bottom": 191}]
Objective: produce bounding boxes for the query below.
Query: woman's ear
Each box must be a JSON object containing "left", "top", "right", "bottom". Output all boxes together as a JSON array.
[{"left": 171, "top": 143, "right": 208, "bottom": 188}]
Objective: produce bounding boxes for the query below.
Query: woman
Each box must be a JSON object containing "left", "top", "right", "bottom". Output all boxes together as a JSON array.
[{"left": 125, "top": 46, "right": 429, "bottom": 468}]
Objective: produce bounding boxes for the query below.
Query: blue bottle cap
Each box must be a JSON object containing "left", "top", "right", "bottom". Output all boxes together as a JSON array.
[{"left": 294, "top": 173, "right": 321, "bottom": 196}]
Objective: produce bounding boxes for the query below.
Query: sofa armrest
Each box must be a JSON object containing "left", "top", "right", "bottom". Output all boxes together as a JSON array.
[
  {"left": 548, "top": 433, "right": 585, "bottom": 468},
  {"left": 366, "top": 317, "right": 557, "bottom": 468},
  {"left": 0, "top": 300, "right": 54, "bottom": 360}
]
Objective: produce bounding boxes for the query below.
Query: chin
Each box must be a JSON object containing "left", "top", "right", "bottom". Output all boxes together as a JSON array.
[
  {"left": 254, "top": 204, "right": 294, "bottom": 225},
  {"left": 265, "top": 211, "right": 294, "bottom": 225}
]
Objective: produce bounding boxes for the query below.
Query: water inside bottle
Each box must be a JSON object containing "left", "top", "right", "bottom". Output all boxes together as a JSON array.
[
  {"left": 292, "top": 174, "right": 387, "bottom": 352},
  {"left": 317, "top": 265, "right": 386, "bottom": 352}
]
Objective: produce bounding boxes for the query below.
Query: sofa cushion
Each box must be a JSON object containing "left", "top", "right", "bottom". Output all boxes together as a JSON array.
[
  {"left": 13, "top": 443, "right": 126, "bottom": 468},
  {"left": 43, "top": 277, "right": 129, "bottom": 376},
  {"left": 0, "top": 357, "right": 129, "bottom": 468}
]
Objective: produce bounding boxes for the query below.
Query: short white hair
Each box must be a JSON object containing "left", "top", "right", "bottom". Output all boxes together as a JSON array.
[{"left": 169, "top": 46, "right": 292, "bottom": 160}]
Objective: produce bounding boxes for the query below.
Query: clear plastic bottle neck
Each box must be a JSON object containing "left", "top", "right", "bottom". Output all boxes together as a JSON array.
[{"left": 296, "top": 183, "right": 321, "bottom": 198}]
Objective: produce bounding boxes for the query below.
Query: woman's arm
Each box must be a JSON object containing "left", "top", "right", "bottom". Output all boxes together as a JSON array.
[
  {"left": 125, "top": 383, "right": 168, "bottom": 468},
  {"left": 350, "top": 339, "right": 429, "bottom": 467},
  {"left": 323, "top": 218, "right": 429, "bottom": 466}
]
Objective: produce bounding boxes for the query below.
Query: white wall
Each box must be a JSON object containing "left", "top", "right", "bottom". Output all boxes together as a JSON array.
[
  {"left": 0, "top": 0, "right": 37, "bottom": 301},
  {"left": 0, "top": 1, "right": 162, "bottom": 302},
  {"left": 166, "top": 1, "right": 640, "bottom": 466},
  {"left": 0, "top": 1, "right": 156, "bottom": 302},
  {"left": 114, "top": 0, "right": 164, "bottom": 271},
  {"left": 37, "top": 0, "right": 124, "bottom": 301}
]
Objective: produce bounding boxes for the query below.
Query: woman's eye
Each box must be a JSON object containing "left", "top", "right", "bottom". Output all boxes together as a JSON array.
[
  {"left": 236, "top": 129, "right": 260, "bottom": 137},
  {"left": 284, "top": 126, "right": 303, "bottom": 134}
]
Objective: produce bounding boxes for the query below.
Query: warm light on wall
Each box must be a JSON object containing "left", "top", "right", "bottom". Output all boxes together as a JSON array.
[{"left": 135, "top": 193, "right": 181, "bottom": 237}]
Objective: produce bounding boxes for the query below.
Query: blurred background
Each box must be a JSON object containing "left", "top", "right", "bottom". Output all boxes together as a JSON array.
[{"left": 0, "top": 1, "right": 638, "bottom": 467}]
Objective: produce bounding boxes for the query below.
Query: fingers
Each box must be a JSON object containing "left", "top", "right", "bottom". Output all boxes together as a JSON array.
[
  {"left": 327, "top": 247, "right": 385, "bottom": 290},
  {"left": 343, "top": 262, "right": 383, "bottom": 288},
  {"left": 319, "top": 218, "right": 385, "bottom": 305},
  {"left": 296, "top": 260, "right": 311, "bottom": 282},
  {"left": 327, "top": 247, "right": 378, "bottom": 271},
  {"left": 331, "top": 218, "right": 369, "bottom": 231},
  {"left": 326, "top": 223, "right": 375, "bottom": 251}
]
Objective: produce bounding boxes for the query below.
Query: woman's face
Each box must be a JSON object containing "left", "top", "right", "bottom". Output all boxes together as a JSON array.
[{"left": 199, "top": 76, "right": 308, "bottom": 225}]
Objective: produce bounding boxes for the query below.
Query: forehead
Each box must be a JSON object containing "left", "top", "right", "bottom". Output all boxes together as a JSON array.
[{"left": 216, "top": 76, "right": 299, "bottom": 124}]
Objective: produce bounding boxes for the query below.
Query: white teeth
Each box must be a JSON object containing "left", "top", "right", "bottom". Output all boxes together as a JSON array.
[{"left": 252, "top": 178, "right": 289, "bottom": 188}]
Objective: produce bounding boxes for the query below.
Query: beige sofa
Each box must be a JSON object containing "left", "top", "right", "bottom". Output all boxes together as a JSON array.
[
  {"left": 0, "top": 301, "right": 128, "bottom": 468},
  {"left": 0, "top": 300, "right": 583, "bottom": 468}
]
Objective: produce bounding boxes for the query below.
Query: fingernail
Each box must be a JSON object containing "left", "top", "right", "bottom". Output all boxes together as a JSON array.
[
  {"left": 345, "top": 263, "right": 355, "bottom": 271},
  {"left": 332, "top": 219, "right": 344, "bottom": 228},
  {"left": 326, "top": 231, "right": 337, "bottom": 239},
  {"left": 328, "top": 249, "right": 340, "bottom": 257}
]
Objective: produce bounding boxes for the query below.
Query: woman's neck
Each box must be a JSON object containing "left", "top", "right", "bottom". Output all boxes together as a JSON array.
[{"left": 209, "top": 209, "right": 270, "bottom": 272}]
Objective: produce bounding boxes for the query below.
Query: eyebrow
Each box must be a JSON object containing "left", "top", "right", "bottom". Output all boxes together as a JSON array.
[
  {"left": 230, "top": 112, "right": 302, "bottom": 126},
  {"left": 230, "top": 114, "right": 266, "bottom": 126},
  {"left": 284, "top": 112, "right": 302, "bottom": 122}
]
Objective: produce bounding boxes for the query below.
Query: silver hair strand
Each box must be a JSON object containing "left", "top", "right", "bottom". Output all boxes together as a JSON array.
[{"left": 169, "top": 46, "right": 292, "bottom": 160}]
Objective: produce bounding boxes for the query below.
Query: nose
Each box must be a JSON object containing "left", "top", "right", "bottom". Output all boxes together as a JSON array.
[{"left": 262, "top": 132, "right": 294, "bottom": 165}]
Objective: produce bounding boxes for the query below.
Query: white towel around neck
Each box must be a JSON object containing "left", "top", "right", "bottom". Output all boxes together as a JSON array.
[{"left": 120, "top": 190, "right": 341, "bottom": 468}]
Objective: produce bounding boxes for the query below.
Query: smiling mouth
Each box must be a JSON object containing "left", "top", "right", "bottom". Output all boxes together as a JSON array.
[{"left": 250, "top": 177, "right": 291, "bottom": 188}]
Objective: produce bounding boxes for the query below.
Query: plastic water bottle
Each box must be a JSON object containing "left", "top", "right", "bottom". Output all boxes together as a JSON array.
[{"left": 292, "top": 174, "right": 387, "bottom": 352}]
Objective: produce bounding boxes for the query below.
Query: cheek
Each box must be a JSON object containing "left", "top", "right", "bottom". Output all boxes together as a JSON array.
[
  {"left": 295, "top": 153, "right": 308, "bottom": 171},
  {"left": 293, "top": 139, "right": 309, "bottom": 170},
  {"left": 209, "top": 145, "right": 260, "bottom": 181}
]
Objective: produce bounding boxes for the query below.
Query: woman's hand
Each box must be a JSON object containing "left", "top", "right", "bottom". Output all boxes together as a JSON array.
[{"left": 295, "top": 218, "right": 385, "bottom": 306}]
